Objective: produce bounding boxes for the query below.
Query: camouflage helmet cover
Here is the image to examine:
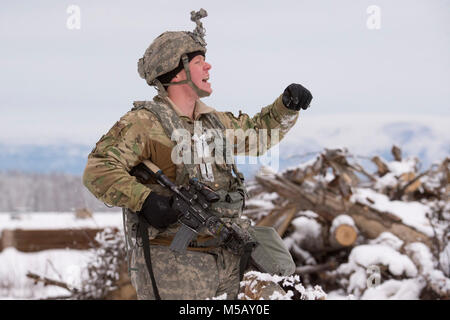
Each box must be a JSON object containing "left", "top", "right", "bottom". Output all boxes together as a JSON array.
[{"left": 137, "top": 31, "right": 206, "bottom": 86}]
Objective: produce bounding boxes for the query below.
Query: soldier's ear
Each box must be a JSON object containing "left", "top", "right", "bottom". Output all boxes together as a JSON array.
[{"left": 175, "top": 69, "right": 187, "bottom": 80}]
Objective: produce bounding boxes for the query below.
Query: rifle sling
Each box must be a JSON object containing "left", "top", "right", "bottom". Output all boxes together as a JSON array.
[{"left": 138, "top": 214, "right": 161, "bottom": 300}]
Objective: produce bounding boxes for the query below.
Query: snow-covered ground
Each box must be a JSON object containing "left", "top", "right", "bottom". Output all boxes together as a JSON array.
[
  {"left": 0, "top": 212, "right": 123, "bottom": 299},
  {"left": 0, "top": 247, "right": 92, "bottom": 299},
  {"left": 0, "top": 212, "right": 123, "bottom": 233},
  {"left": 1, "top": 210, "right": 448, "bottom": 300}
]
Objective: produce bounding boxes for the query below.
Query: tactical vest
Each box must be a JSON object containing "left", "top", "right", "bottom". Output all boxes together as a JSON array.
[{"left": 122, "top": 99, "right": 250, "bottom": 252}]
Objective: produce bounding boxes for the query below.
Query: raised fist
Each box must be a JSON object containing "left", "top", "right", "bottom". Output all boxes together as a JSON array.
[{"left": 282, "top": 83, "right": 313, "bottom": 111}]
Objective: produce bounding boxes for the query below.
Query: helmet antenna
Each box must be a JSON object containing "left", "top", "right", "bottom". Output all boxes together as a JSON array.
[{"left": 190, "top": 8, "right": 208, "bottom": 46}]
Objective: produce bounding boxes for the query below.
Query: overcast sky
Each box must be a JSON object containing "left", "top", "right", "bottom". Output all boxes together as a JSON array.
[{"left": 1, "top": 0, "right": 449, "bottom": 145}]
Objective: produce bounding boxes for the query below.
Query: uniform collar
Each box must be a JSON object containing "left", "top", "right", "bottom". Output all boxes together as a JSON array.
[{"left": 155, "top": 96, "right": 215, "bottom": 120}]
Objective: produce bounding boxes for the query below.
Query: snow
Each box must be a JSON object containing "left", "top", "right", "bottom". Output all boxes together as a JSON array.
[
  {"left": 440, "top": 243, "right": 450, "bottom": 277},
  {"left": 0, "top": 209, "right": 447, "bottom": 300},
  {"left": 243, "top": 270, "right": 287, "bottom": 284},
  {"left": 368, "top": 232, "right": 404, "bottom": 251},
  {"left": 296, "top": 210, "right": 319, "bottom": 219},
  {"left": 208, "top": 293, "right": 227, "bottom": 300},
  {"left": 335, "top": 237, "right": 424, "bottom": 298},
  {"left": 285, "top": 215, "right": 323, "bottom": 255},
  {"left": 330, "top": 215, "right": 356, "bottom": 235},
  {"left": 290, "top": 216, "right": 322, "bottom": 241},
  {"left": 373, "top": 157, "right": 419, "bottom": 191},
  {"left": 342, "top": 244, "right": 418, "bottom": 277},
  {"left": 244, "top": 192, "right": 279, "bottom": 222},
  {"left": 347, "top": 268, "right": 368, "bottom": 296},
  {"left": 325, "top": 290, "right": 356, "bottom": 300},
  {"left": 245, "top": 192, "right": 278, "bottom": 210},
  {"left": 331, "top": 231, "right": 450, "bottom": 299},
  {"left": 361, "top": 278, "right": 425, "bottom": 300},
  {"left": 284, "top": 157, "right": 317, "bottom": 172},
  {"left": 386, "top": 158, "right": 417, "bottom": 176},
  {"left": 405, "top": 242, "right": 450, "bottom": 295},
  {"left": 269, "top": 290, "right": 295, "bottom": 300},
  {"left": 0, "top": 212, "right": 124, "bottom": 234},
  {"left": 405, "top": 242, "right": 436, "bottom": 272},
  {"left": 0, "top": 212, "right": 125, "bottom": 299},
  {"left": 255, "top": 165, "right": 277, "bottom": 176},
  {"left": 240, "top": 271, "right": 327, "bottom": 300},
  {"left": 0, "top": 247, "right": 92, "bottom": 299},
  {"left": 244, "top": 199, "right": 275, "bottom": 211},
  {"left": 350, "top": 188, "right": 434, "bottom": 236},
  {"left": 374, "top": 173, "right": 399, "bottom": 190},
  {"left": 259, "top": 192, "right": 279, "bottom": 202}
]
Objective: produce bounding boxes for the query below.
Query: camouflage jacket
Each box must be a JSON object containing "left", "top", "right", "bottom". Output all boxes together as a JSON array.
[{"left": 82, "top": 94, "right": 299, "bottom": 212}]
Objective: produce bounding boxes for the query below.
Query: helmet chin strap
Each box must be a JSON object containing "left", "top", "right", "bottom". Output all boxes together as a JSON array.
[{"left": 159, "top": 53, "right": 211, "bottom": 98}]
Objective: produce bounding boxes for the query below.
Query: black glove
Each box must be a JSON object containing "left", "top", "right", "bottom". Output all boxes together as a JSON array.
[
  {"left": 138, "top": 192, "right": 179, "bottom": 229},
  {"left": 282, "top": 83, "right": 313, "bottom": 111}
]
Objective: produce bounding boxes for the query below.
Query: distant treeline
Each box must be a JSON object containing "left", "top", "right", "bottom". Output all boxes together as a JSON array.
[{"left": 0, "top": 171, "right": 119, "bottom": 212}]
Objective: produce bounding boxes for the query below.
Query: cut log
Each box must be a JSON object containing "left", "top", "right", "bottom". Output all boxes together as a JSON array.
[
  {"left": 329, "top": 215, "right": 358, "bottom": 247},
  {"left": 333, "top": 224, "right": 358, "bottom": 247}
]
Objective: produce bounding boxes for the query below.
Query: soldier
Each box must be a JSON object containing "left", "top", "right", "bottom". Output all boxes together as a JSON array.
[{"left": 82, "top": 9, "right": 312, "bottom": 300}]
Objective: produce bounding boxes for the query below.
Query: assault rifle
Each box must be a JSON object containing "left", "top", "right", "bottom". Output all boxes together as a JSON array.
[{"left": 130, "top": 160, "right": 257, "bottom": 255}]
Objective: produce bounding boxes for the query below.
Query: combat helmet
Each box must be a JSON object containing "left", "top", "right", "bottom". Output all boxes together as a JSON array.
[{"left": 138, "top": 9, "right": 210, "bottom": 97}]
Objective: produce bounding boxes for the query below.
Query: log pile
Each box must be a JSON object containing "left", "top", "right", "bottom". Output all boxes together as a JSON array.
[{"left": 243, "top": 146, "right": 450, "bottom": 299}]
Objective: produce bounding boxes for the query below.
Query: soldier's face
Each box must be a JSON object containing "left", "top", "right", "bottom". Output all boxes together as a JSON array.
[{"left": 176, "top": 55, "right": 212, "bottom": 96}]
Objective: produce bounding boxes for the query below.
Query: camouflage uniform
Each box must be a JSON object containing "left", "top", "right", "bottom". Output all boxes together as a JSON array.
[
  {"left": 83, "top": 95, "right": 299, "bottom": 299},
  {"left": 82, "top": 8, "right": 300, "bottom": 300}
]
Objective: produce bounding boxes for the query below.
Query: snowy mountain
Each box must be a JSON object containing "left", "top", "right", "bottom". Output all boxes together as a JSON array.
[
  {"left": 281, "top": 113, "right": 450, "bottom": 164},
  {"left": 238, "top": 113, "right": 450, "bottom": 178},
  {"left": 0, "top": 114, "right": 448, "bottom": 177}
]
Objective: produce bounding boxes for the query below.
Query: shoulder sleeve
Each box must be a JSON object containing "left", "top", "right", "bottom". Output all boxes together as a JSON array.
[
  {"left": 214, "top": 94, "right": 299, "bottom": 156},
  {"left": 82, "top": 109, "right": 162, "bottom": 212}
]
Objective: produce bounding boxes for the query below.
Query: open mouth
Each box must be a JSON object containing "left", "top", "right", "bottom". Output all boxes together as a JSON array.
[{"left": 202, "top": 77, "right": 209, "bottom": 83}]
